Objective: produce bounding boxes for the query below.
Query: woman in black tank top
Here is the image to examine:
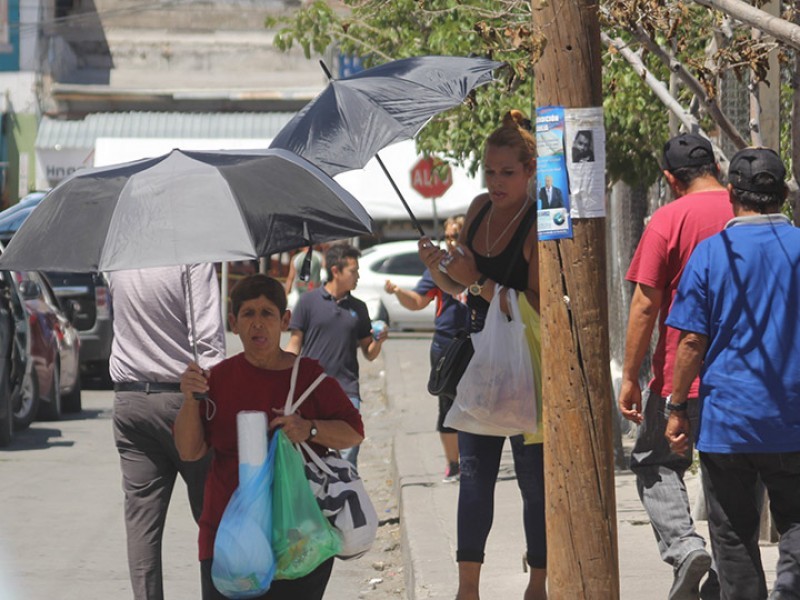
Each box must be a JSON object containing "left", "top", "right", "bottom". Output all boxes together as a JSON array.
[{"left": 418, "top": 110, "right": 546, "bottom": 600}]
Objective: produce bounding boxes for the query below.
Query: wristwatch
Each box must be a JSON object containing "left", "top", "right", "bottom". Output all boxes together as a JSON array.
[
  {"left": 306, "top": 420, "right": 318, "bottom": 442},
  {"left": 664, "top": 395, "right": 688, "bottom": 414},
  {"left": 468, "top": 275, "right": 489, "bottom": 296}
]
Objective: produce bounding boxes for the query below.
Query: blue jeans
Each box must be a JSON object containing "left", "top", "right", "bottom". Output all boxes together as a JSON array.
[
  {"left": 340, "top": 395, "right": 361, "bottom": 468},
  {"left": 629, "top": 391, "right": 709, "bottom": 569},
  {"left": 456, "top": 432, "right": 546, "bottom": 568}
]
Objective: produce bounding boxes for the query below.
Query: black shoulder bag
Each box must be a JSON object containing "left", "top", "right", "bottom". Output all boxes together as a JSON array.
[
  {"left": 427, "top": 329, "right": 474, "bottom": 399},
  {"left": 427, "top": 205, "right": 535, "bottom": 400}
]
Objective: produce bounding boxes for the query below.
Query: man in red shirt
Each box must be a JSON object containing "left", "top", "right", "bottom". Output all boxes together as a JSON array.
[{"left": 619, "top": 133, "right": 731, "bottom": 600}]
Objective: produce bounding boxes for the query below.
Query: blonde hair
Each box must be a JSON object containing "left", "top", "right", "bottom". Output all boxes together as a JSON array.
[
  {"left": 444, "top": 214, "right": 465, "bottom": 232},
  {"left": 485, "top": 109, "right": 536, "bottom": 165}
]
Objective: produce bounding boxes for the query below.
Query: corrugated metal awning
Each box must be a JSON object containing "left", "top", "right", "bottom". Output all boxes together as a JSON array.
[{"left": 36, "top": 111, "right": 296, "bottom": 150}]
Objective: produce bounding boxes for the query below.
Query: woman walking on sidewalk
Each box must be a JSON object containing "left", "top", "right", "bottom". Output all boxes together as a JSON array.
[{"left": 418, "top": 110, "right": 545, "bottom": 600}]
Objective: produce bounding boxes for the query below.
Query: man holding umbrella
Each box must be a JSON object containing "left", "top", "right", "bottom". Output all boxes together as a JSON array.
[{"left": 110, "top": 265, "right": 225, "bottom": 600}]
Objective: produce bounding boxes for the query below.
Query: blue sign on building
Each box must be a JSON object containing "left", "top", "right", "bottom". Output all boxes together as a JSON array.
[{"left": 338, "top": 54, "right": 365, "bottom": 79}]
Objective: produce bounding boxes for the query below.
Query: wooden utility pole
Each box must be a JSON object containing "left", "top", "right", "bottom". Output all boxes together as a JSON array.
[{"left": 531, "top": 1, "right": 619, "bottom": 598}]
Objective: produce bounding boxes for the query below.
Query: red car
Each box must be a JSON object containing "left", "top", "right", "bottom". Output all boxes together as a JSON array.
[{"left": 0, "top": 268, "right": 82, "bottom": 444}]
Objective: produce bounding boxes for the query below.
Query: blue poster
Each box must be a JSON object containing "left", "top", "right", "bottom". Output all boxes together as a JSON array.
[{"left": 535, "top": 106, "right": 573, "bottom": 240}]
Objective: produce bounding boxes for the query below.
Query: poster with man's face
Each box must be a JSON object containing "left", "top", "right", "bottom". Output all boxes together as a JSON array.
[
  {"left": 535, "top": 106, "right": 572, "bottom": 240},
  {"left": 564, "top": 109, "right": 606, "bottom": 218},
  {"left": 571, "top": 130, "right": 595, "bottom": 163}
]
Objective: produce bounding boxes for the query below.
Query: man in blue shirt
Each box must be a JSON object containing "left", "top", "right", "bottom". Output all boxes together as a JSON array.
[{"left": 665, "top": 147, "right": 800, "bottom": 600}]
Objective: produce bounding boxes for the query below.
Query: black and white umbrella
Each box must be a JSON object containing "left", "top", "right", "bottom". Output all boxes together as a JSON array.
[
  {"left": 270, "top": 55, "right": 503, "bottom": 235},
  {"left": 0, "top": 147, "right": 374, "bottom": 358}
]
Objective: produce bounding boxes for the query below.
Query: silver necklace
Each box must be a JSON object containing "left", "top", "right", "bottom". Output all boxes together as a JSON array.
[{"left": 485, "top": 199, "right": 530, "bottom": 257}]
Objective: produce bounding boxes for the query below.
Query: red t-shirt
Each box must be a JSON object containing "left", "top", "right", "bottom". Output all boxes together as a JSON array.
[
  {"left": 626, "top": 189, "right": 732, "bottom": 397},
  {"left": 196, "top": 354, "right": 364, "bottom": 560}
]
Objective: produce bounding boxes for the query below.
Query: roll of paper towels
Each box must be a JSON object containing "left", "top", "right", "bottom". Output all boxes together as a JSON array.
[{"left": 237, "top": 411, "right": 268, "bottom": 467}]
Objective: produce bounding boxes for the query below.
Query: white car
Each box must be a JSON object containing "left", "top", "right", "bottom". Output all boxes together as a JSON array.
[{"left": 356, "top": 240, "right": 436, "bottom": 331}]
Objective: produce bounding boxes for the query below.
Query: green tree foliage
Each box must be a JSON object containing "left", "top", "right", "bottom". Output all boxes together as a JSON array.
[
  {"left": 267, "top": 1, "right": 538, "bottom": 176},
  {"left": 267, "top": 0, "right": 786, "bottom": 188}
]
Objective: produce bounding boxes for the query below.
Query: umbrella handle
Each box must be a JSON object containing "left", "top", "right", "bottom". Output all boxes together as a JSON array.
[
  {"left": 319, "top": 59, "right": 333, "bottom": 80},
  {"left": 375, "top": 153, "right": 426, "bottom": 238},
  {"left": 300, "top": 246, "right": 313, "bottom": 282},
  {"left": 184, "top": 264, "right": 208, "bottom": 402},
  {"left": 184, "top": 264, "right": 200, "bottom": 365}
]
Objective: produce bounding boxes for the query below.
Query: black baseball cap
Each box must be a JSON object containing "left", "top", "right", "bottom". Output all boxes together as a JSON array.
[
  {"left": 728, "top": 147, "right": 786, "bottom": 194},
  {"left": 662, "top": 133, "right": 716, "bottom": 170}
]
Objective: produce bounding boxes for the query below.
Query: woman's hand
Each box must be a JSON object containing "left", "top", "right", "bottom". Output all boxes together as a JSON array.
[
  {"left": 442, "top": 243, "right": 481, "bottom": 287},
  {"left": 180, "top": 362, "right": 209, "bottom": 398},
  {"left": 270, "top": 411, "right": 314, "bottom": 444},
  {"left": 418, "top": 237, "right": 447, "bottom": 271}
]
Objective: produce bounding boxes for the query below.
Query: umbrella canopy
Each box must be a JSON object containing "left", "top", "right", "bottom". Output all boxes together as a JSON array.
[
  {"left": 0, "top": 148, "right": 373, "bottom": 273},
  {"left": 269, "top": 55, "right": 503, "bottom": 177}
]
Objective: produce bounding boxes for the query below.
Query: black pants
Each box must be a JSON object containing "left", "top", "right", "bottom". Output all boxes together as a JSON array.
[
  {"left": 201, "top": 558, "right": 334, "bottom": 600},
  {"left": 701, "top": 451, "right": 800, "bottom": 599},
  {"left": 430, "top": 337, "right": 457, "bottom": 434}
]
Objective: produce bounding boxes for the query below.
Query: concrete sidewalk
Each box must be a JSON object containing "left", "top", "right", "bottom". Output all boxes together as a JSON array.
[{"left": 383, "top": 338, "right": 779, "bottom": 599}]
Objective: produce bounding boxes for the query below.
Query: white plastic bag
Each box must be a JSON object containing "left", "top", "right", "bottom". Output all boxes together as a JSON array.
[{"left": 455, "top": 287, "right": 537, "bottom": 432}]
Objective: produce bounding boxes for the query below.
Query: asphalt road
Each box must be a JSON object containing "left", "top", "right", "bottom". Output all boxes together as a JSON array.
[{"left": 0, "top": 332, "right": 419, "bottom": 600}]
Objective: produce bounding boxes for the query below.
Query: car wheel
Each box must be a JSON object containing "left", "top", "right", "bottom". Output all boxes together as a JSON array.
[
  {"left": 62, "top": 373, "right": 82, "bottom": 414},
  {"left": 0, "top": 365, "right": 12, "bottom": 447},
  {"left": 37, "top": 362, "right": 62, "bottom": 421},
  {"left": 13, "top": 367, "right": 39, "bottom": 431},
  {"left": 377, "top": 302, "right": 391, "bottom": 327}
]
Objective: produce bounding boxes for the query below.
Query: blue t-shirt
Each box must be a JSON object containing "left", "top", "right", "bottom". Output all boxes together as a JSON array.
[
  {"left": 289, "top": 287, "right": 372, "bottom": 397},
  {"left": 413, "top": 269, "right": 469, "bottom": 344},
  {"left": 666, "top": 215, "right": 800, "bottom": 453}
]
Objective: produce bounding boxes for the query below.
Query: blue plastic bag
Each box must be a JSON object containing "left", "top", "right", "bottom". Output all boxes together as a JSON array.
[
  {"left": 271, "top": 429, "right": 341, "bottom": 580},
  {"left": 211, "top": 432, "right": 276, "bottom": 598}
]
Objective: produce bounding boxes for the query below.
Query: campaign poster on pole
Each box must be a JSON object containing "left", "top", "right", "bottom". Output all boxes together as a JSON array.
[{"left": 535, "top": 106, "right": 572, "bottom": 240}]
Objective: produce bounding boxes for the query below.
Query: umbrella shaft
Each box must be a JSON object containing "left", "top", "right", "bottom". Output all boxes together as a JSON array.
[{"left": 375, "top": 153, "right": 426, "bottom": 237}]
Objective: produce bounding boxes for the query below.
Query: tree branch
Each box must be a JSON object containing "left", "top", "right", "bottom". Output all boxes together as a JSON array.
[
  {"left": 749, "top": 27, "right": 764, "bottom": 147},
  {"left": 630, "top": 24, "right": 748, "bottom": 149},
  {"left": 602, "top": 35, "right": 697, "bottom": 133},
  {"left": 692, "top": 0, "right": 800, "bottom": 50},
  {"left": 602, "top": 32, "right": 728, "bottom": 168}
]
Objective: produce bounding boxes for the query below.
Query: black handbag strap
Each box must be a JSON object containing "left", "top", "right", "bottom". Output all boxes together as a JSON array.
[{"left": 501, "top": 203, "right": 536, "bottom": 288}]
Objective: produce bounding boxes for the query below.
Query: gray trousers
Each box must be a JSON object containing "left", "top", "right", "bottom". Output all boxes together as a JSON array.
[
  {"left": 113, "top": 391, "right": 211, "bottom": 600},
  {"left": 630, "top": 391, "right": 708, "bottom": 568}
]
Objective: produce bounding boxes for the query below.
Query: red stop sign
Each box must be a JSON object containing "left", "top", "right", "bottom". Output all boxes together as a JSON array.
[{"left": 410, "top": 157, "right": 453, "bottom": 199}]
